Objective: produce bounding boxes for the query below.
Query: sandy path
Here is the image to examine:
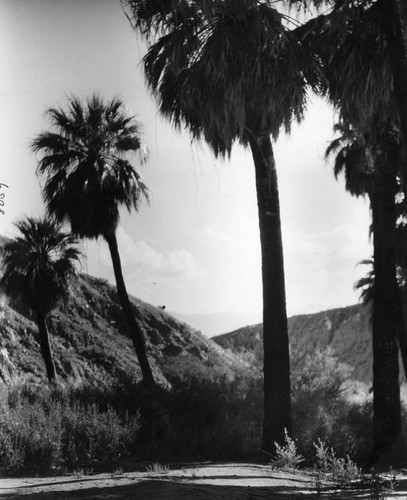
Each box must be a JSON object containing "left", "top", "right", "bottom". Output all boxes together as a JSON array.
[{"left": 0, "top": 463, "right": 406, "bottom": 499}]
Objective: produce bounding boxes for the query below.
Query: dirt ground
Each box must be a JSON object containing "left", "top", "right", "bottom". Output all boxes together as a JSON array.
[{"left": 1, "top": 463, "right": 407, "bottom": 500}]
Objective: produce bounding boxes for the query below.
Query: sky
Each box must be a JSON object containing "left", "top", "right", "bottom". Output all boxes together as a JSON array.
[{"left": 0, "top": 0, "right": 372, "bottom": 320}]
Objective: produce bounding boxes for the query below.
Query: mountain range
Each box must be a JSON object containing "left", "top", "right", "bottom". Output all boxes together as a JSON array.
[
  {"left": 213, "top": 304, "right": 375, "bottom": 384},
  {"left": 0, "top": 267, "right": 385, "bottom": 388}
]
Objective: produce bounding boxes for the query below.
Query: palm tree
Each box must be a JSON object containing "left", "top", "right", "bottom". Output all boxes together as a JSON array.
[
  {"left": 290, "top": 0, "right": 407, "bottom": 460},
  {"left": 325, "top": 117, "right": 404, "bottom": 460},
  {"left": 0, "top": 217, "right": 81, "bottom": 382},
  {"left": 122, "top": 0, "right": 323, "bottom": 451},
  {"left": 31, "top": 95, "right": 155, "bottom": 385}
]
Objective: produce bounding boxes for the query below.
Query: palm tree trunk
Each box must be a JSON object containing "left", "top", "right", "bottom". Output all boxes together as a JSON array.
[
  {"left": 248, "top": 133, "right": 292, "bottom": 454},
  {"left": 371, "top": 148, "right": 403, "bottom": 463},
  {"left": 396, "top": 288, "right": 407, "bottom": 381},
  {"left": 36, "top": 309, "right": 56, "bottom": 383},
  {"left": 105, "top": 232, "right": 155, "bottom": 385}
]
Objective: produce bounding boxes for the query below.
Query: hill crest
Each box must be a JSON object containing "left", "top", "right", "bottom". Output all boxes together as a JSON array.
[{"left": 213, "top": 304, "right": 375, "bottom": 384}]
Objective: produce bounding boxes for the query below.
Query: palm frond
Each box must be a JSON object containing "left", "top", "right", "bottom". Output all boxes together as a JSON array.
[
  {"left": 354, "top": 258, "right": 374, "bottom": 304},
  {"left": 303, "top": 1, "right": 396, "bottom": 130},
  {"left": 325, "top": 120, "right": 374, "bottom": 198}
]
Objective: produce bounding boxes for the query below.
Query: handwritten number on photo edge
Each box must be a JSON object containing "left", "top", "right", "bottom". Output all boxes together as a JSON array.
[{"left": 0, "top": 183, "right": 8, "bottom": 215}]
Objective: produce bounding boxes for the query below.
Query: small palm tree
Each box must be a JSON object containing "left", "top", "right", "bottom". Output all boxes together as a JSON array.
[
  {"left": 0, "top": 217, "right": 81, "bottom": 382},
  {"left": 32, "top": 95, "right": 155, "bottom": 385}
]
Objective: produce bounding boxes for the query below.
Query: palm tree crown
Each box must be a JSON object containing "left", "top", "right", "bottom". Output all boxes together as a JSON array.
[
  {"left": 124, "top": 0, "right": 323, "bottom": 155},
  {"left": 1, "top": 217, "right": 81, "bottom": 315},
  {"left": 32, "top": 95, "right": 149, "bottom": 239}
]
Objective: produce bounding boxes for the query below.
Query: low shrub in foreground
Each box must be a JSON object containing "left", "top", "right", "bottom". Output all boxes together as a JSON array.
[
  {"left": 0, "top": 398, "right": 62, "bottom": 474},
  {"left": 160, "top": 374, "right": 263, "bottom": 460},
  {"left": 62, "top": 403, "right": 139, "bottom": 469},
  {"left": 291, "top": 348, "right": 372, "bottom": 465},
  {"left": 0, "top": 387, "right": 139, "bottom": 475}
]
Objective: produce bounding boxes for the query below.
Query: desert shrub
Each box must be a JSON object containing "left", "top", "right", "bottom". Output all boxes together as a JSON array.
[
  {"left": 291, "top": 348, "right": 372, "bottom": 465},
  {"left": 62, "top": 403, "right": 139, "bottom": 469},
  {"left": 0, "top": 397, "right": 62, "bottom": 474},
  {"left": 151, "top": 371, "right": 262, "bottom": 461},
  {"left": 313, "top": 438, "right": 361, "bottom": 485},
  {"left": 142, "top": 347, "right": 372, "bottom": 464},
  {"left": 160, "top": 352, "right": 238, "bottom": 384},
  {"left": 0, "top": 345, "right": 376, "bottom": 473},
  {"left": 0, "top": 385, "right": 139, "bottom": 475},
  {"left": 272, "top": 428, "right": 304, "bottom": 469}
]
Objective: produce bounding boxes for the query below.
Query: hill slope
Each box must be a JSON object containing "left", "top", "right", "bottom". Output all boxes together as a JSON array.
[
  {"left": 0, "top": 273, "right": 246, "bottom": 387},
  {"left": 213, "top": 304, "right": 376, "bottom": 384}
]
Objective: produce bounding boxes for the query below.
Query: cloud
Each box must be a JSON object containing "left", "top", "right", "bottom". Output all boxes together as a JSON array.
[
  {"left": 282, "top": 219, "right": 372, "bottom": 315},
  {"left": 83, "top": 227, "right": 200, "bottom": 285}
]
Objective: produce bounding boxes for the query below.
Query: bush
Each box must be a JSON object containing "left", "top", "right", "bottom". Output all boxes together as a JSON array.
[
  {"left": 0, "top": 346, "right": 376, "bottom": 473},
  {"left": 62, "top": 404, "right": 139, "bottom": 469},
  {"left": 161, "top": 373, "right": 262, "bottom": 460},
  {"left": 314, "top": 438, "right": 361, "bottom": 485},
  {"left": 140, "top": 347, "right": 372, "bottom": 464},
  {"left": 0, "top": 385, "right": 139, "bottom": 475},
  {"left": 291, "top": 348, "right": 372, "bottom": 465},
  {"left": 0, "top": 397, "right": 62, "bottom": 474},
  {"left": 272, "top": 429, "right": 304, "bottom": 469}
]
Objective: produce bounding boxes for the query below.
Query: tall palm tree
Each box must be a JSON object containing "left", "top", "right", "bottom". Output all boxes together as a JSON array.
[
  {"left": 122, "top": 0, "right": 323, "bottom": 451},
  {"left": 325, "top": 116, "right": 404, "bottom": 460},
  {"left": 0, "top": 217, "right": 81, "bottom": 382},
  {"left": 31, "top": 95, "right": 155, "bottom": 385},
  {"left": 289, "top": 0, "right": 407, "bottom": 461}
]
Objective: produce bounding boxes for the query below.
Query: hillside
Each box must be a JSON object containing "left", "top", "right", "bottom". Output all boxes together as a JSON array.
[
  {"left": 0, "top": 273, "right": 247, "bottom": 387},
  {"left": 213, "top": 304, "right": 376, "bottom": 384}
]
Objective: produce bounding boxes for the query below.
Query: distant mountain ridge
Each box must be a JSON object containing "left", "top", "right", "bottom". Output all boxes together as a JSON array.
[
  {"left": 213, "top": 304, "right": 377, "bottom": 385},
  {"left": 170, "top": 311, "right": 262, "bottom": 337}
]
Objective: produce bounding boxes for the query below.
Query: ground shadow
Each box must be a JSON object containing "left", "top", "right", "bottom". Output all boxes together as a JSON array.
[{"left": 0, "top": 478, "right": 379, "bottom": 499}]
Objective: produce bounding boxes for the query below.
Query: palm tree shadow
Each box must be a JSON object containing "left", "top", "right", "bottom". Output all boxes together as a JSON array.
[{"left": 0, "top": 478, "right": 377, "bottom": 499}]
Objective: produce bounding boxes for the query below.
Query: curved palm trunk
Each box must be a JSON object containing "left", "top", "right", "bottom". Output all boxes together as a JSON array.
[
  {"left": 105, "top": 233, "right": 155, "bottom": 385},
  {"left": 249, "top": 133, "right": 292, "bottom": 454},
  {"left": 36, "top": 309, "right": 56, "bottom": 383},
  {"left": 371, "top": 148, "right": 403, "bottom": 463}
]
